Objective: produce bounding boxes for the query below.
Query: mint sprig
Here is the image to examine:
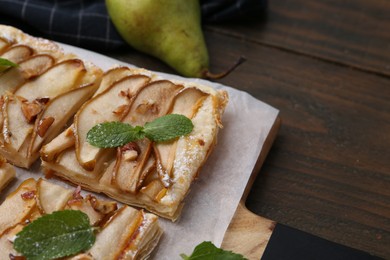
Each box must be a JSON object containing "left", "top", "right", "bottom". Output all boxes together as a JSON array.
[
  {"left": 181, "top": 241, "right": 248, "bottom": 260},
  {"left": 0, "top": 57, "right": 18, "bottom": 69},
  {"left": 14, "top": 210, "right": 95, "bottom": 260},
  {"left": 87, "top": 114, "right": 194, "bottom": 148}
]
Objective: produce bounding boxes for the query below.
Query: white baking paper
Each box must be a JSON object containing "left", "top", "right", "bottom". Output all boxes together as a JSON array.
[{"left": 0, "top": 44, "right": 279, "bottom": 259}]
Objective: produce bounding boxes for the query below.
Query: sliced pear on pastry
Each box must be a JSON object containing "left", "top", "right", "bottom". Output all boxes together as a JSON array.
[
  {"left": 40, "top": 126, "right": 75, "bottom": 162},
  {"left": 0, "top": 95, "right": 10, "bottom": 144},
  {"left": 140, "top": 178, "right": 166, "bottom": 202},
  {"left": 36, "top": 178, "right": 73, "bottom": 214},
  {"left": 136, "top": 152, "right": 156, "bottom": 190},
  {"left": 0, "top": 177, "right": 162, "bottom": 259},
  {"left": 119, "top": 212, "right": 161, "bottom": 260},
  {"left": 0, "top": 37, "right": 10, "bottom": 53},
  {"left": 14, "top": 59, "right": 87, "bottom": 100},
  {"left": 75, "top": 75, "right": 151, "bottom": 171},
  {"left": 0, "top": 178, "right": 36, "bottom": 235},
  {"left": 2, "top": 93, "right": 34, "bottom": 151},
  {"left": 110, "top": 139, "right": 152, "bottom": 193},
  {"left": 18, "top": 54, "right": 55, "bottom": 78},
  {"left": 87, "top": 207, "right": 142, "bottom": 258},
  {"left": 0, "top": 156, "right": 15, "bottom": 193},
  {"left": 122, "top": 80, "right": 183, "bottom": 125},
  {"left": 0, "top": 44, "right": 34, "bottom": 64},
  {"left": 40, "top": 66, "right": 228, "bottom": 220},
  {"left": 95, "top": 66, "right": 134, "bottom": 95},
  {"left": 154, "top": 87, "right": 208, "bottom": 186},
  {"left": 67, "top": 195, "right": 118, "bottom": 226},
  {"left": 0, "top": 54, "right": 55, "bottom": 95},
  {"left": 68, "top": 197, "right": 107, "bottom": 226},
  {"left": 109, "top": 80, "right": 183, "bottom": 192},
  {"left": 0, "top": 58, "right": 100, "bottom": 168},
  {"left": 29, "top": 83, "right": 98, "bottom": 157},
  {"left": 3, "top": 59, "right": 88, "bottom": 152}
]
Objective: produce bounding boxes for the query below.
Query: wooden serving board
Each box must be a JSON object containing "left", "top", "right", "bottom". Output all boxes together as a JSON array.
[{"left": 222, "top": 116, "right": 281, "bottom": 260}]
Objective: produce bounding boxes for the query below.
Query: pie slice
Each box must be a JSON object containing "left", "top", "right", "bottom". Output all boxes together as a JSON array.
[
  {"left": 0, "top": 155, "right": 15, "bottom": 192},
  {"left": 0, "top": 178, "right": 162, "bottom": 259},
  {"left": 0, "top": 25, "right": 103, "bottom": 168},
  {"left": 41, "top": 67, "right": 228, "bottom": 220}
]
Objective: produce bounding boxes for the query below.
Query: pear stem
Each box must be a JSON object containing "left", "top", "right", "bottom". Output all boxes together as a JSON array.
[{"left": 203, "top": 56, "right": 246, "bottom": 79}]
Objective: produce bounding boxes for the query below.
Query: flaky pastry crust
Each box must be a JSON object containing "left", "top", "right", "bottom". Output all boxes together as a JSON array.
[
  {"left": 41, "top": 67, "right": 228, "bottom": 220},
  {"left": 0, "top": 25, "right": 103, "bottom": 168}
]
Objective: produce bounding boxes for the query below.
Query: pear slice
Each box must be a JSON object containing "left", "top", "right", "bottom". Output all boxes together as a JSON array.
[
  {"left": 3, "top": 60, "right": 88, "bottom": 153},
  {"left": 68, "top": 198, "right": 105, "bottom": 226},
  {"left": 122, "top": 80, "right": 183, "bottom": 125},
  {"left": 88, "top": 207, "right": 143, "bottom": 258},
  {"left": 40, "top": 126, "right": 75, "bottom": 162},
  {"left": 0, "top": 157, "right": 15, "bottom": 192},
  {"left": 18, "top": 54, "right": 55, "bottom": 78},
  {"left": 14, "top": 59, "right": 87, "bottom": 100},
  {"left": 67, "top": 194, "right": 117, "bottom": 226},
  {"left": 139, "top": 179, "right": 165, "bottom": 202},
  {"left": 154, "top": 87, "right": 208, "bottom": 186},
  {"left": 1, "top": 95, "right": 10, "bottom": 144},
  {"left": 0, "top": 178, "right": 36, "bottom": 235},
  {"left": 95, "top": 66, "right": 133, "bottom": 95},
  {"left": 0, "top": 96, "right": 5, "bottom": 143},
  {"left": 118, "top": 212, "right": 161, "bottom": 259},
  {"left": 74, "top": 75, "right": 151, "bottom": 171},
  {"left": 29, "top": 83, "right": 98, "bottom": 157},
  {"left": 136, "top": 152, "right": 156, "bottom": 190},
  {"left": 0, "top": 37, "right": 10, "bottom": 53},
  {"left": 0, "top": 54, "right": 55, "bottom": 95},
  {"left": 2, "top": 93, "right": 34, "bottom": 151},
  {"left": 112, "top": 80, "right": 183, "bottom": 192},
  {"left": 36, "top": 179, "right": 73, "bottom": 214},
  {"left": 0, "top": 44, "right": 34, "bottom": 64},
  {"left": 111, "top": 139, "right": 152, "bottom": 193}
]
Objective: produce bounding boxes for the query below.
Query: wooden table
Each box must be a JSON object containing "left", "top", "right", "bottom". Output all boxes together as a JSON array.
[
  {"left": 101, "top": 1, "right": 390, "bottom": 258},
  {"left": 1, "top": 0, "right": 388, "bottom": 258}
]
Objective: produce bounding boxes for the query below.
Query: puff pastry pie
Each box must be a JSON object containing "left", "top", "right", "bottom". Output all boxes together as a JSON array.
[
  {"left": 0, "top": 155, "right": 15, "bottom": 192},
  {"left": 0, "top": 25, "right": 103, "bottom": 168},
  {"left": 0, "top": 178, "right": 162, "bottom": 259},
  {"left": 41, "top": 66, "right": 228, "bottom": 220}
]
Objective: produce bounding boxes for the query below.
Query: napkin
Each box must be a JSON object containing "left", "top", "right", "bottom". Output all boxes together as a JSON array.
[{"left": 0, "top": 0, "right": 267, "bottom": 51}]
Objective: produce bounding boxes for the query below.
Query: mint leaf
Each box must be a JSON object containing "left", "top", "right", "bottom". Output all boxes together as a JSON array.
[
  {"left": 14, "top": 210, "right": 95, "bottom": 260},
  {"left": 86, "top": 121, "right": 144, "bottom": 148},
  {"left": 86, "top": 114, "right": 193, "bottom": 148},
  {"left": 181, "top": 241, "right": 248, "bottom": 260},
  {"left": 144, "top": 114, "right": 194, "bottom": 142},
  {"left": 0, "top": 57, "right": 18, "bottom": 68}
]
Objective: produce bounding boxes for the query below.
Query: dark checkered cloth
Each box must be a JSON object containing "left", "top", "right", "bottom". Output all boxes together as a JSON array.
[{"left": 0, "top": 0, "right": 266, "bottom": 51}]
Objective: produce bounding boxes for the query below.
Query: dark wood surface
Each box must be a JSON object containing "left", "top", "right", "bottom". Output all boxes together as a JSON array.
[
  {"left": 1, "top": 0, "right": 388, "bottom": 258},
  {"left": 101, "top": 1, "right": 390, "bottom": 258}
]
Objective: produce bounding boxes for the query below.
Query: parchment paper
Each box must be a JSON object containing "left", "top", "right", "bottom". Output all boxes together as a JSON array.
[{"left": 1, "top": 44, "right": 279, "bottom": 259}]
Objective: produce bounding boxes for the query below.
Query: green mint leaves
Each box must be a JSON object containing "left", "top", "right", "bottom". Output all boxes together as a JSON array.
[
  {"left": 181, "top": 241, "right": 248, "bottom": 260},
  {"left": 87, "top": 114, "right": 194, "bottom": 148},
  {"left": 13, "top": 210, "right": 95, "bottom": 260},
  {"left": 143, "top": 114, "right": 194, "bottom": 142},
  {"left": 87, "top": 121, "right": 145, "bottom": 148},
  {"left": 0, "top": 57, "right": 17, "bottom": 68}
]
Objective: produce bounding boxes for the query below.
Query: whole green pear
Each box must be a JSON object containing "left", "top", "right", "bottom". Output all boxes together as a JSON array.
[{"left": 106, "top": 0, "right": 209, "bottom": 78}]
